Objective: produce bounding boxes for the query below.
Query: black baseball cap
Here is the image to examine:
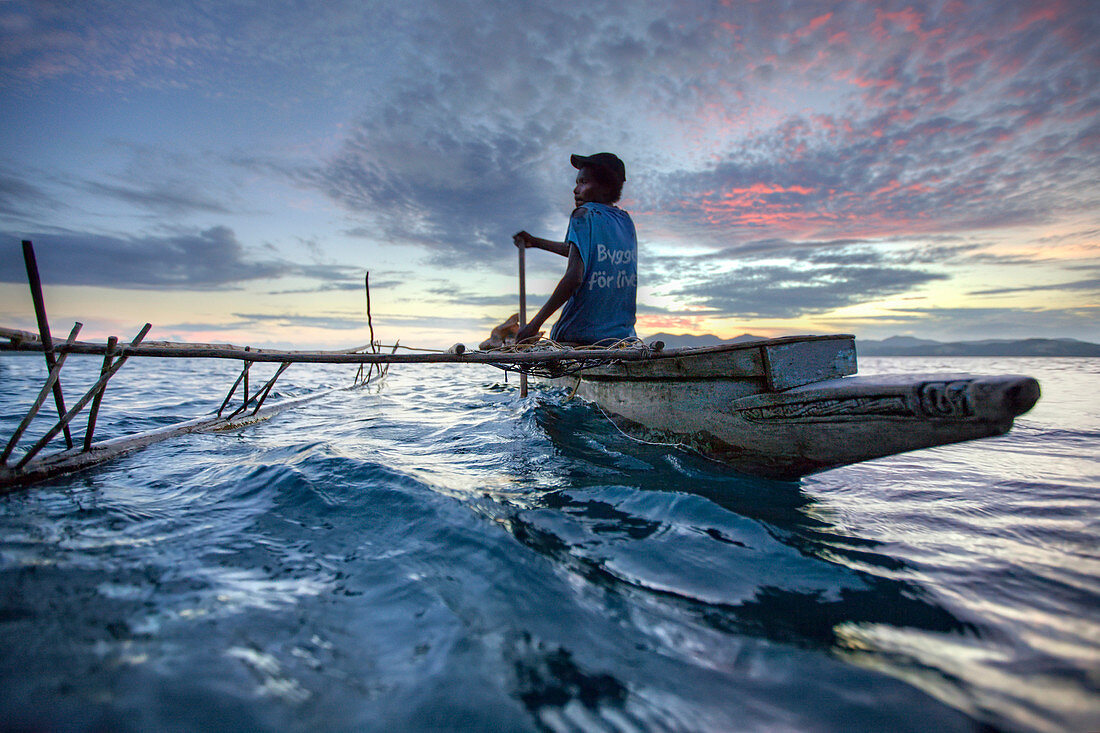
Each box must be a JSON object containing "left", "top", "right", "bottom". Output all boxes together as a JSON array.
[{"left": 570, "top": 152, "right": 626, "bottom": 183}]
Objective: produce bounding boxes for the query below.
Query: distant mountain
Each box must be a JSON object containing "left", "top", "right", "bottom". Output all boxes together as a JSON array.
[
  {"left": 858, "top": 337, "right": 1100, "bottom": 357},
  {"left": 642, "top": 333, "right": 1100, "bottom": 356},
  {"left": 644, "top": 332, "right": 765, "bottom": 348},
  {"left": 870, "top": 335, "right": 941, "bottom": 349}
]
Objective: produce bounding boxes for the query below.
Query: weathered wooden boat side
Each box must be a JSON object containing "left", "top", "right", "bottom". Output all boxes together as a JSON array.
[
  {"left": 553, "top": 337, "right": 1040, "bottom": 480},
  {"left": 575, "top": 334, "right": 857, "bottom": 390}
]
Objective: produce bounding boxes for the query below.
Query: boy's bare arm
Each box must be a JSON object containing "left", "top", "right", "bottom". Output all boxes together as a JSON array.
[
  {"left": 513, "top": 231, "right": 570, "bottom": 257},
  {"left": 515, "top": 244, "right": 584, "bottom": 343}
]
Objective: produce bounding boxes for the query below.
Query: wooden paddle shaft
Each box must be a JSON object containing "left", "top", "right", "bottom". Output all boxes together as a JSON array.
[{"left": 518, "top": 244, "right": 528, "bottom": 397}]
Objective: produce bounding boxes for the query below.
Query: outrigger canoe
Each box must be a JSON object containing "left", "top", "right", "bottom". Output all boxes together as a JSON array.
[
  {"left": 0, "top": 326, "right": 1040, "bottom": 487},
  {"left": 0, "top": 240, "right": 1042, "bottom": 489},
  {"left": 549, "top": 334, "right": 1040, "bottom": 480}
]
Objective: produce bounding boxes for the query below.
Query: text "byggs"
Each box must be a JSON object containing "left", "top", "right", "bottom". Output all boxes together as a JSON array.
[{"left": 596, "top": 243, "right": 635, "bottom": 265}]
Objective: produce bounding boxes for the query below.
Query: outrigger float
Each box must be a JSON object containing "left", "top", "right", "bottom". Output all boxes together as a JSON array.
[{"left": 1, "top": 240, "right": 1040, "bottom": 490}]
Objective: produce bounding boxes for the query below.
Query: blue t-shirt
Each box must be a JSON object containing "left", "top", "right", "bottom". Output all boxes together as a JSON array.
[{"left": 550, "top": 202, "right": 638, "bottom": 344}]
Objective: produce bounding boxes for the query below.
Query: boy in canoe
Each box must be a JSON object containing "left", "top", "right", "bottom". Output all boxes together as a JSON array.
[{"left": 513, "top": 152, "right": 638, "bottom": 346}]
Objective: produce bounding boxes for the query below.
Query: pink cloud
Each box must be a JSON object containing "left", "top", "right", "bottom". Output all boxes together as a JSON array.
[
  {"left": 636, "top": 314, "right": 709, "bottom": 332},
  {"left": 791, "top": 12, "right": 833, "bottom": 39},
  {"left": 839, "top": 70, "right": 902, "bottom": 91},
  {"left": 1010, "top": 2, "right": 1064, "bottom": 33},
  {"left": 870, "top": 180, "right": 931, "bottom": 197},
  {"left": 871, "top": 7, "right": 944, "bottom": 44}
]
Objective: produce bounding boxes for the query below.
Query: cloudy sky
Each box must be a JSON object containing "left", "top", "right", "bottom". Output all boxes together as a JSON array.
[{"left": 1, "top": 0, "right": 1097, "bottom": 348}]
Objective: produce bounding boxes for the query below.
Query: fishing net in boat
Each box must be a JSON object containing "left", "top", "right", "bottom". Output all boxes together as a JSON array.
[{"left": 478, "top": 337, "right": 656, "bottom": 378}]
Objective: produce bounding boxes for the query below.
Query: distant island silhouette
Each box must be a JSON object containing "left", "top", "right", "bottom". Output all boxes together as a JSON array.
[{"left": 644, "top": 333, "right": 1100, "bottom": 357}]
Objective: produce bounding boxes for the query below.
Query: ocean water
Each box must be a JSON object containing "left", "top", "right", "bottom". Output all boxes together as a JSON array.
[{"left": 0, "top": 354, "right": 1097, "bottom": 732}]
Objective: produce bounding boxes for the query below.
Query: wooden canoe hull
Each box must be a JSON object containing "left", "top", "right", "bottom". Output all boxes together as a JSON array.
[{"left": 551, "top": 338, "right": 1040, "bottom": 480}]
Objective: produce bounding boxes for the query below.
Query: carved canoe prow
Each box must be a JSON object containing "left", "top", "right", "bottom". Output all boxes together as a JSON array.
[{"left": 724, "top": 373, "right": 1041, "bottom": 478}]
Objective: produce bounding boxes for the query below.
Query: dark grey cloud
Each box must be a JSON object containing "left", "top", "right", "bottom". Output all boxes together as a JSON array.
[
  {"left": 291, "top": 2, "right": 766, "bottom": 266},
  {"left": 231, "top": 312, "right": 367, "bottom": 331},
  {"left": 651, "top": 238, "right": 985, "bottom": 271},
  {"left": 788, "top": 242, "right": 987, "bottom": 266},
  {"left": 965, "top": 252, "right": 1056, "bottom": 266},
  {"left": 1034, "top": 228, "right": 1100, "bottom": 245},
  {"left": 0, "top": 0, "right": 415, "bottom": 103},
  {"left": 208, "top": 310, "right": 498, "bottom": 335},
  {"left": 158, "top": 319, "right": 259, "bottom": 333},
  {"left": 0, "top": 228, "right": 361, "bottom": 290},
  {"left": 827, "top": 305, "right": 1100, "bottom": 340},
  {"left": 641, "top": 234, "right": 1091, "bottom": 323},
  {"left": 266, "top": 278, "right": 403, "bottom": 295},
  {"left": 83, "top": 180, "right": 231, "bottom": 216},
  {"left": 969, "top": 277, "right": 1100, "bottom": 296},
  {"left": 641, "top": 240, "right": 970, "bottom": 317},
  {"left": 692, "top": 238, "right": 874, "bottom": 261},
  {"left": 78, "top": 142, "right": 250, "bottom": 217},
  {"left": 635, "top": 302, "right": 707, "bottom": 316},
  {"left": 305, "top": 119, "right": 558, "bottom": 266},
  {"left": 158, "top": 311, "right": 399, "bottom": 335},
  {"left": 666, "top": 264, "right": 946, "bottom": 319},
  {"left": 886, "top": 244, "right": 991, "bottom": 265},
  {"left": 0, "top": 169, "right": 57, "bottom": 217},
  {"left": 2, "top": 147, "right": 241, "bottom": 222},
  {"left": 424, "top": 286, "right": 547, "bottom": 308}
]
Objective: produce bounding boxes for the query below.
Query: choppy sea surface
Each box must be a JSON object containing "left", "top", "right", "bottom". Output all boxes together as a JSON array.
[{"left": 0, "top": 354, "right": 1097, "bottom": 732}]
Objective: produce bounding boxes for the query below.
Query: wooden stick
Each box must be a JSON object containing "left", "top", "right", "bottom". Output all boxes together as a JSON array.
[
  {"left": 249, "top": 362, "right": 291, "bottom": 415},
  {"left": 22, "top": 240, "right": 73, "bottom": 448},
  {"left": 1, "top": 381, "right": 364, "bottom": 492},
  {"left": 1, "top": 326, "right": 852, "bottom": 363},
  {"left": 15, "top": 323, "right": 151, "bottom": 469},
  {"left": 83, "top": 335, "right": 117, "bottom": 451},
  {"left": 243, "top": 345, "right": 250, "bottom": 403},
  {"left": 0, "top": 341, "right": 697, "bottom": 363},
  {"left": 1, "top": 322, "right": 82, "bottom": 464},
  {"left": 6, "top": 326, "right": 846, "bottom": 359},
  {"left": 518, "top": 244, "right": 528, "bottom": 397},
  {"left": 217, "top": 361, "right": 252, "bottom": 417},
  {"left": 226, "top": 362, "right": 289, "bottom": 419},
  {"left": 382, "top": 340, "right": 399, "bottom": 378},
  {"left": 365, "top": 272, "right": 377, "bottom": 354},
  {"left": 358, "top": 271, "right": 378, "bottom": 383}
]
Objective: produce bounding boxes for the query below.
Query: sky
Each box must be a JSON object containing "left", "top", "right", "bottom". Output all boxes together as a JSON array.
[{"left": 1, "top": 0, "right": 1097, "bottom": 349}]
